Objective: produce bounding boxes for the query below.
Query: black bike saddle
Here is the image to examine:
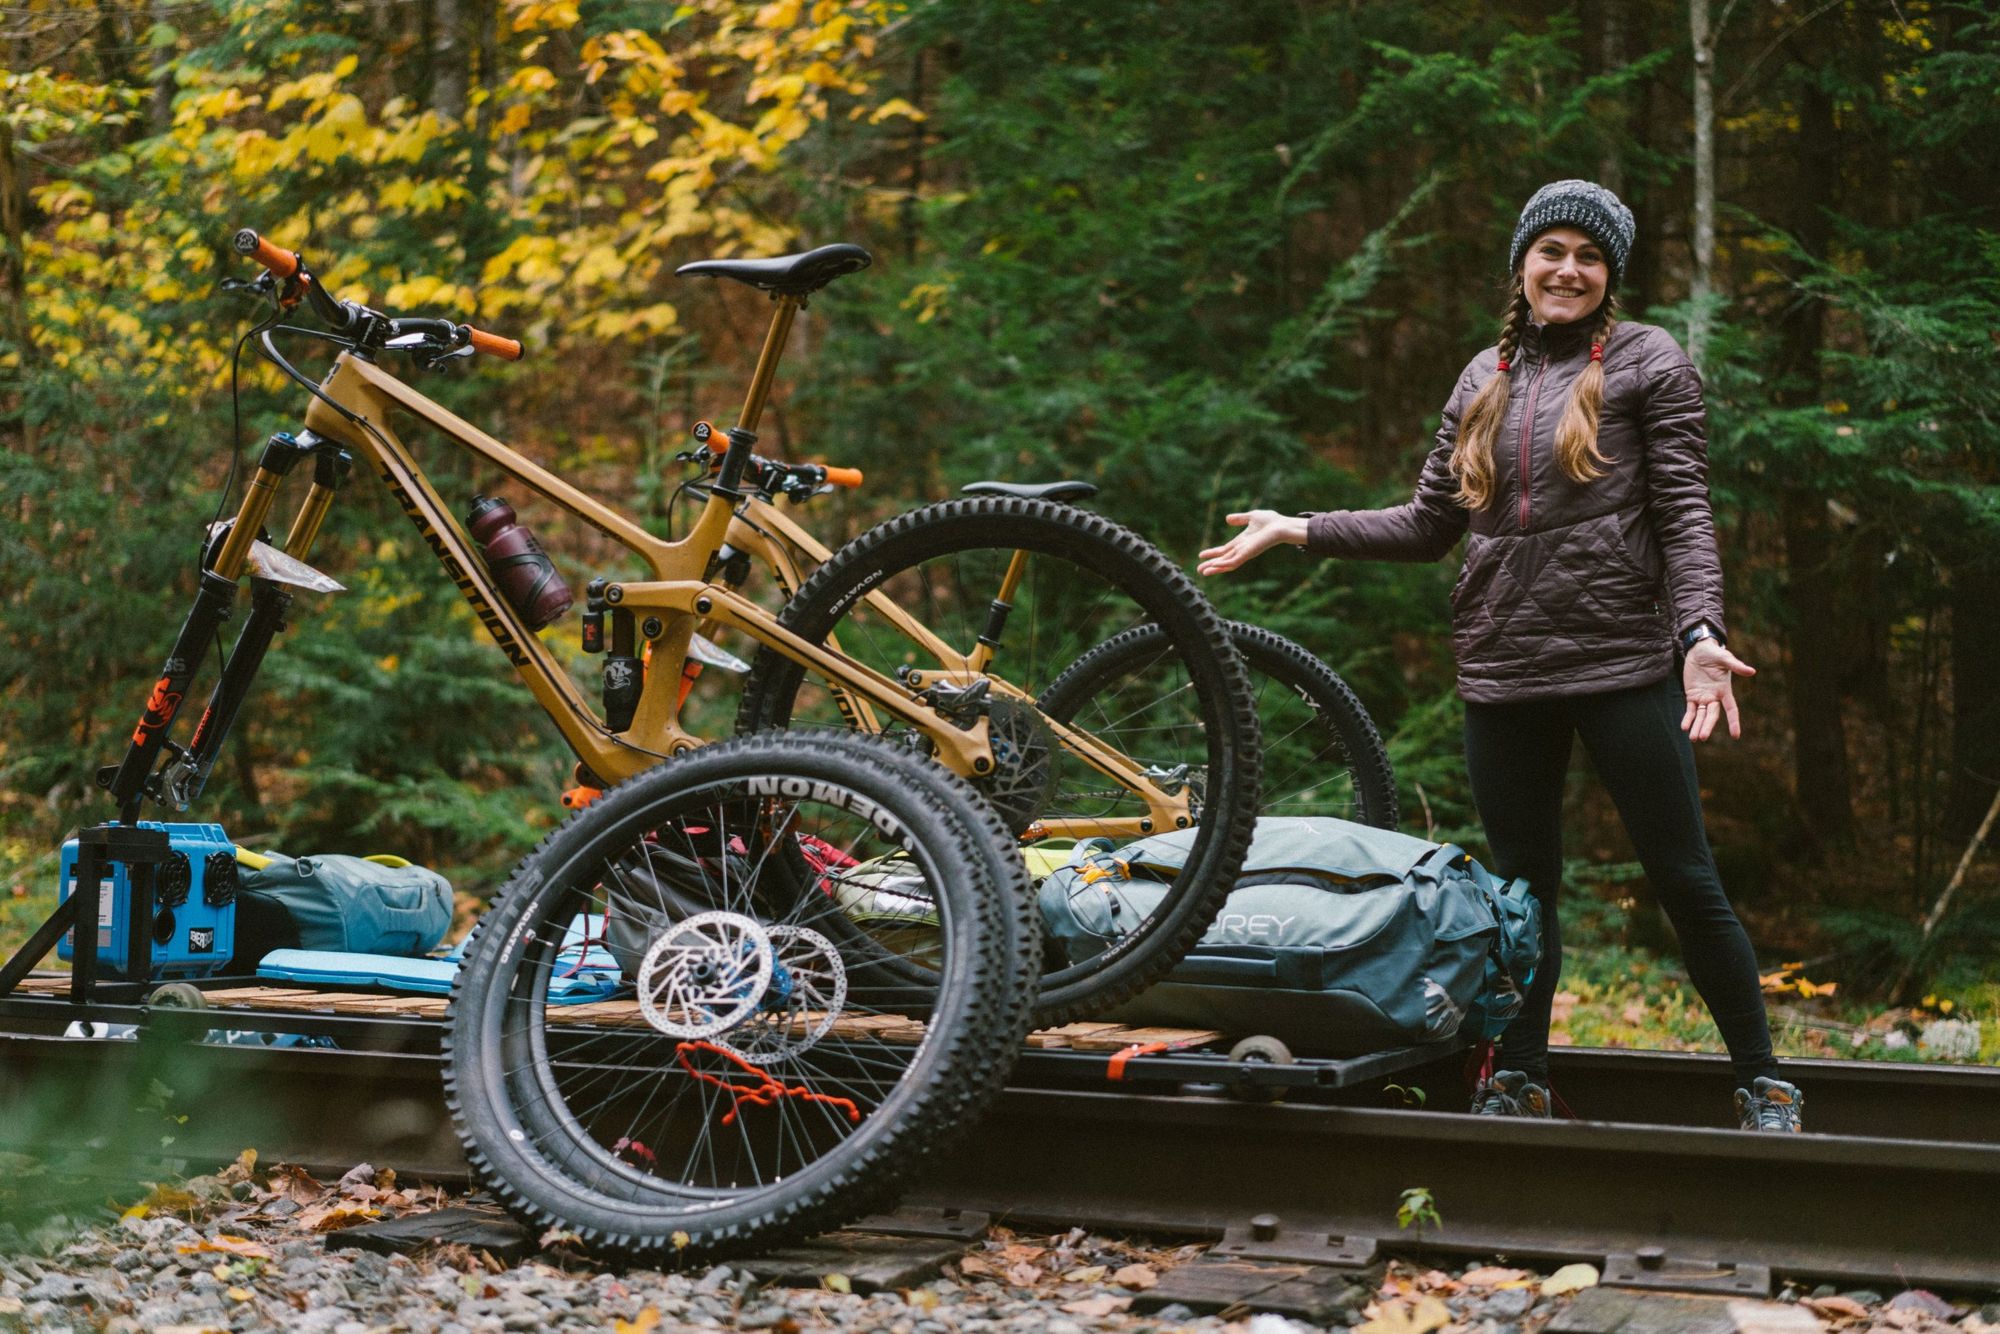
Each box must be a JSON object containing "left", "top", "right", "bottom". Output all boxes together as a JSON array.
[
  {"left": 960, "top": 480, "right": 1099, "bottom": 505},
  {"left": 675, "top": 244, "right": 872, "bottom": 297}
]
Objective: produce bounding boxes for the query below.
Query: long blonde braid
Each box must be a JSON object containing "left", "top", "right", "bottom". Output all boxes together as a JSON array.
[
  {"left": 1449, "top": 278, "right": 1531, "bottom": 511},
  {"left": 1553, "top": 293, "right": 1619, "bottom": 482},
  {"left": 1450, "top": 285, "right": 1619, "bottom": 510}
]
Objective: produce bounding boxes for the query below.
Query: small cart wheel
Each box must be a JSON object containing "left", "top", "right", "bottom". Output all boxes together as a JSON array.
[
  {"left": 1226, "top": 1034, "right": 1294, "bottom": 1102},
  {"left": 145, "top": 982, "right": 208, "bottom": 1010}
]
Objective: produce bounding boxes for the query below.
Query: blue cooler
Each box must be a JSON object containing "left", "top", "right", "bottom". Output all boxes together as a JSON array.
[{"left": 59, "top": 822, "right": 238, "bottom": 979}]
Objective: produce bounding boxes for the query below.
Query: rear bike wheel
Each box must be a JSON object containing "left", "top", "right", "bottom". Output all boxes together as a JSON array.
[
  {"left": 444, "top": 732, "right": 1038, "bottom": 1262},
  {"left": 735, "top": 496, "right": 1261, "bottom": 1023},
  {"left": 1042, "top": 621, "right": 1399, "bottom": 828}
]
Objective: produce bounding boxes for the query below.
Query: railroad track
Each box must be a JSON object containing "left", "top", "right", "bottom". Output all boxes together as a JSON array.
[{"left": 1, "top": 992, "right": 1994, "bottom": 1292}]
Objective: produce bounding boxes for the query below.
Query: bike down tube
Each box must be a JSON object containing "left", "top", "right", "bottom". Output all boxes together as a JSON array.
[{"left": 301, "top": 356, "right": 701, "bottom": 784}]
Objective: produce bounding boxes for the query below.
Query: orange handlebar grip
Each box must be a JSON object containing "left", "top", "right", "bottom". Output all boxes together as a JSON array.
[
  {"left": 467, "top": 327, "right": 523, "bottom": 361},
  {"left": 232, "top": 227, "right": 300, "bottom": 279},
  {"left": 823, "top": 466, "right": 864, "bottom": 489}
]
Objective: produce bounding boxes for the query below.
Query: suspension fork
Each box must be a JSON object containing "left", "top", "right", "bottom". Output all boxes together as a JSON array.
[
  {"left": 98, "top": 430, "right": 337, "bottom": 821},
  {"left": 173, "top": 444, "right": 353, "bottom": 807}
]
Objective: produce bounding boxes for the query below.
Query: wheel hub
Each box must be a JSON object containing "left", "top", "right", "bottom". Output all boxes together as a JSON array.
[{"left": 635, "top": 911, "right": 774, "bottom": 1039}]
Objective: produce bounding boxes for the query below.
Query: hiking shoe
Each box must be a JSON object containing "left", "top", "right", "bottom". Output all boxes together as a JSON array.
[
  {"left": 1734, "top": 1076, "right": 1804, "bottom": 1132},
  {"left": 1471, "top": 1069, "right": 1553, "bottom": 1118}
]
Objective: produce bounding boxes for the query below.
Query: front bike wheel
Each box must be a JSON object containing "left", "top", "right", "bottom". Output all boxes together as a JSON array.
[
  {"left": 444, "top": 732, "right": 1038, "bottom": 1262},
  {"left": 1042, "top": 621, "right": 1400, "bottom": 828},
  {"left": 735, "top": 496, "right": 1261, "bottom": 1023}
]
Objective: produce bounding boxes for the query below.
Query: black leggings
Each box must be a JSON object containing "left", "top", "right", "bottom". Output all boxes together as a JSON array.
[{"left": 1463, "top": 673, "right": 1780, "bottom": 1088}]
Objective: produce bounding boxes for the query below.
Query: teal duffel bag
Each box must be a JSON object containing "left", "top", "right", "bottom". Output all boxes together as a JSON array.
[
  {"left": 1038, "top": 817, "right": 1540, "bottom": 1055},
  {"left": 231, "top": 851, "right": 454, "bottom": 966}
]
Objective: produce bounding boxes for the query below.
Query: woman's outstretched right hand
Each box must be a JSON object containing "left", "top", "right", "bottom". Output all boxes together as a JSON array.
[{"left": 1198, "top": 510, "right": 1309, "bottom": 576}]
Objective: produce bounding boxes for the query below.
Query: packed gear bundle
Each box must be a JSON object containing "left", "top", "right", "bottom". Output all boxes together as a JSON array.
[{"left": 1039, "top": 817, "right": 1542, "bottom": 1056}]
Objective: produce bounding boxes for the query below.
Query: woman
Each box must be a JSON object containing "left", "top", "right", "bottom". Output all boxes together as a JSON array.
[{"left": 1198, "top": 180, "right": 1801, "bottom": 1132}]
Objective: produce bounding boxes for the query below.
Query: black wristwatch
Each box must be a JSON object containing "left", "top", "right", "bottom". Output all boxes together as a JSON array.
[{"left": 1679, "top": 621, "right": 1727, "bottom": 653}]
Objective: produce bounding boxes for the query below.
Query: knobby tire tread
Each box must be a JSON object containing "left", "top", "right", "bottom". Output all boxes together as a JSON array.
[
  {"left": 443, "top": 731, "right": 1038, "bottom": 1262},
  {"left": 734, "top": 497, "right": 1261, "bottom": 1025}
]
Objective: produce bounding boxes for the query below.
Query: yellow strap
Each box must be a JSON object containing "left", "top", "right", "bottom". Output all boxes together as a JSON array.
[
  {"left": 233, "top": 847, "right": 274, "bottom": 871},
  {"left": 363, "top": 854, "right": 412, "bottom": 868}
]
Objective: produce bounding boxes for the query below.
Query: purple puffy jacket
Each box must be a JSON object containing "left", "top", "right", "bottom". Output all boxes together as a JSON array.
[{"left": 1305, "top": 318, "right": 1725, "bottom": 703}]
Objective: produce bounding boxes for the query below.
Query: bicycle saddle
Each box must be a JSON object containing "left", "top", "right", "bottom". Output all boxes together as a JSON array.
[
  {"left": 675, "top": 243, "right": 873, "bottom": 296},
  {"left": 960, "top": 480, "right": 1099, "bottom": 504}
]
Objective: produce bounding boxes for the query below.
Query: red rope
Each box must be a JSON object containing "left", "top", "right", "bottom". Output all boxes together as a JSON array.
[{"left": 675, "top": 1041, "right": 862, "bottom": 1126}]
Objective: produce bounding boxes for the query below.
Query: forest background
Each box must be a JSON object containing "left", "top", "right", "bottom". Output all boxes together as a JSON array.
[{"left": 2, "top": 0, "right": 1996, "bottom": 1061}]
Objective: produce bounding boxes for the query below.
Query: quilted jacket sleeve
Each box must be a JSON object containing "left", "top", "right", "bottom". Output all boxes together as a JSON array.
[
  {"left": 1638, "top": 332, "right": 1727, "bottom": 637},
  {"left": 1304, "top": 364, "right": 1474, "bottom": 563}
]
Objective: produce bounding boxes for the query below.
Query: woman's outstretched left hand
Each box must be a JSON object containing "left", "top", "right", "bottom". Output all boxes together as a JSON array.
[{"left": 1682, "top": 640, "right": 1755, "bottom": 741}]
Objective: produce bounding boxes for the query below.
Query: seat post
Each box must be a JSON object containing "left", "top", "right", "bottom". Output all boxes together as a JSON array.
[{"left": 736, "top": 296, "right": 801, "bottom": 434}]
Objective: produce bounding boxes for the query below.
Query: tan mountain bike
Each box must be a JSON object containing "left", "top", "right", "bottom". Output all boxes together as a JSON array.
[{"left": 46, "top": 229, "right": 1257, "bottom": 1258}]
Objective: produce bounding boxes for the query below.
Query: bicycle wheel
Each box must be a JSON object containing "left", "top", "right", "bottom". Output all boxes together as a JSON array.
[
  {"left": 1042, "top": 621, "right": 1400, "bottom": 829},
  {"left": 735, "top": 496, "right": 1261, "bottom": 1023},
  {"left": 445, "top": 731, "right": 1038, "bottom": 1262}
]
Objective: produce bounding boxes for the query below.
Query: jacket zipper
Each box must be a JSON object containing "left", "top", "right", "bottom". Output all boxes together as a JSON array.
[{"left": 1517, "top": 354, "right": 1549, "bottom": 530}]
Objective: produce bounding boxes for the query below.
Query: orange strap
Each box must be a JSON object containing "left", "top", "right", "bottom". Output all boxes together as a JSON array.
[
  {"left": 1107, "top": 1040, "right": 1170, "bottom": 1081},
  {"left": 675, "top": 1041, "right": 862, "bottom": 1126}
]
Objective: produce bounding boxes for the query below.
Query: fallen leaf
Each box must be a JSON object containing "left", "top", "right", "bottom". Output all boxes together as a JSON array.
[
  {"left": 1007, "top": 1262, "right": 1043, "bottom": 1287},
  {"left": 613, "top": 1310, "right": 660, "bottom": 1334},
  {"left": 1806, "top": 1297, "right": 1871, "bottom": 1320},
  {"left": 903, "top": 1288, "right": 940, "bottom": 1312},
  {"left": 957, "top": 1255, "right": 995, "bottom": 1276},
  {"left": 821, "top": 1273, "right": 852, "bottom": 1294},
  {"left": 1064, "top": 1264, "right": 1107, "bottom": 1283},
  {"left": 258, "top": 1164, "right": 325, "bottom": 1206},
  {"left": 176, "top": 1235, "right": 272, "bottom": 1260},
  {"left": 1357, "top": 1295, "right": 1453, "bottom": 1334},
  {"left": 1113, "top": 1263, "right": 1158, "bottom": 1290},
  {"left": 1418, "top": 1269, "right": 1461, "bottom": 1293},
  {"left": 997, "top": 1244, "right": 1047, "bottom": 1265},
  {"left": 139, "top": 1184, "right": 204, "bottom": 1215},
  {"left": 226, "top": 1286, "right": 254, "bottom": 1302},
  {"left": 671, "top": 1231, "right": 690, "bottom": 1251},
  {"left": 1461, "top": 1267, "right": 1530, "bottom": 1287},
  {"left": 1880, "top": 1309, "right": 1922, "bottom": 1328},
  {"left": 1063, "top": 1294, "right": 1133, "bottom": 1317},
  {"left": 539, "top": 1226, "right": 583, "bottom": 1250},
  {"left": 1540, "top": 1263, "right": 1599, "bottom": 1296},
  {"left": 298, "top": 1204, "right": 381, "bottom": 1233},
  {"left": 218, "top": 1149, "right": 258, "bottom": 1184}
]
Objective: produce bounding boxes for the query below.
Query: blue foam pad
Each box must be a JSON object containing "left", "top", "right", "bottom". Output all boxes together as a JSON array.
[{"left": 256, "top": 948, "right": 620, "bottom": 1003}]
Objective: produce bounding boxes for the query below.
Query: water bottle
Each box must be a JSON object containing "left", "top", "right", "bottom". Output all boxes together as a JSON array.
[{"left": 466, "top": 495, "right": 573, "bottom": 629}]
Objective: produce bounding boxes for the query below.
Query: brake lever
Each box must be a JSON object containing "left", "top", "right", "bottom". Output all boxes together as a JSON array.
[
  {"left": 220, "top": 272, "right": 278, "bottom": 302},
  {"left": 416, "top": 343, "right": 477, "bottom": 373}
]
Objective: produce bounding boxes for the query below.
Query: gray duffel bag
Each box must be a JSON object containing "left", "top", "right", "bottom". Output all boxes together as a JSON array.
[{"left": 1038, "top": 817, "right": 1540, "bottom": 1055}]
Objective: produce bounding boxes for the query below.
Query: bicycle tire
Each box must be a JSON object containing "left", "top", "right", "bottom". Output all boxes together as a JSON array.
[
  {"left": 444, "top": 731, "right": 1038, "bottom": 1262},
  {"left": 1041, "top": 620, "right": 1400, "bottom": 829},
  {"left": 735, "top": 496, "right": 1261, "bottom": 1023}
]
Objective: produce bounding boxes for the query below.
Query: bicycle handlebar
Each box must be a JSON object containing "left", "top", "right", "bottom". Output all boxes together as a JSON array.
[{"left": 231, "top": 226, "right": 522, "bottom": 360}]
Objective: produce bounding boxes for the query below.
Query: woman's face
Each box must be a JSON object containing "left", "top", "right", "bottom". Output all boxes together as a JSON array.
[{"left": 1520, "top": 226, "right": 1608, "bottom": 325}]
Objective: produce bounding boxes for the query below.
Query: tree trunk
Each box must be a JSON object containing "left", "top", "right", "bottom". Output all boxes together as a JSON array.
[
  {"left": 433, "top": 0, "right": 469, "bottom": 123},
  {"left": 1774, "top": 52, "right": 1853, "bottom": 853},
  {"left": 1944, "top": 562, "right": 2000, "bottom": 840},
  {"left": 0, "top": 116, "right": 33, "bottom": 457},
  {"left": 1687, "top": 0, "right": 1716, "bottom": 370}
]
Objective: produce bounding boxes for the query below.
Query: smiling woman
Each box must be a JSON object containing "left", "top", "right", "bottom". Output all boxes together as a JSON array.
[{"left": 1198, "top": 178, "right": 1801, "bottom": 1134}]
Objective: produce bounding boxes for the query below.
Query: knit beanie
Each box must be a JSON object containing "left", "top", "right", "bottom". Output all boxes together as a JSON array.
[{"left": 1508, "top": 179, "right": 1636, "bottom": 288}]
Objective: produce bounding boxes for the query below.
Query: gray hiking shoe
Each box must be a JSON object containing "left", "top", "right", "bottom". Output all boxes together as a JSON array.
[
  {"left": 1471, "top": 1069, "right": 1553, "bottom": 1118},
  {"left": 1734, "top": 1076, "right": 1804, "bottom": 1132}
]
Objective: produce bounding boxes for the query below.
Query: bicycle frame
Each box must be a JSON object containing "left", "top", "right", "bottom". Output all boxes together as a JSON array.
[{"left": 709, "top": 491, "right": 1188, "bottom": 841}]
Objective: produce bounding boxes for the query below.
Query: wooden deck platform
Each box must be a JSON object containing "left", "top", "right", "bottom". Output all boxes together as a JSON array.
[{"left": 6, "top": 975, "right": 1221, "bottom": 1052}]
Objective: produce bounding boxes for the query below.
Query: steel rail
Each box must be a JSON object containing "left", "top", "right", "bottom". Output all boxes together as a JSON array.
[{"left": 2, "top": 1030, "right": 1995, "bottom": 1289}]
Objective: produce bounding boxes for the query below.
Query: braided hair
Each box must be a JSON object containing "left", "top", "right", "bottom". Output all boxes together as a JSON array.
[{"left": 1450, "top": 282, "right": 1618, "bottom": 510}]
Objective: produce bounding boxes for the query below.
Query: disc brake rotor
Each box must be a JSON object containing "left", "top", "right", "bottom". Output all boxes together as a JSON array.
[
  {"left": 635, "top": 911, "right": 773, "bottom": 1039},
  {"left": 717, "top": 925, "right": 848, "bottom": 1062}
]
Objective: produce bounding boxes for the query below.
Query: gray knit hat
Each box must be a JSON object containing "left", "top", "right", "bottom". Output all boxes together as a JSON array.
[{"left": 1508, "top": 179, "right": 1636, "bottom": 288}]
